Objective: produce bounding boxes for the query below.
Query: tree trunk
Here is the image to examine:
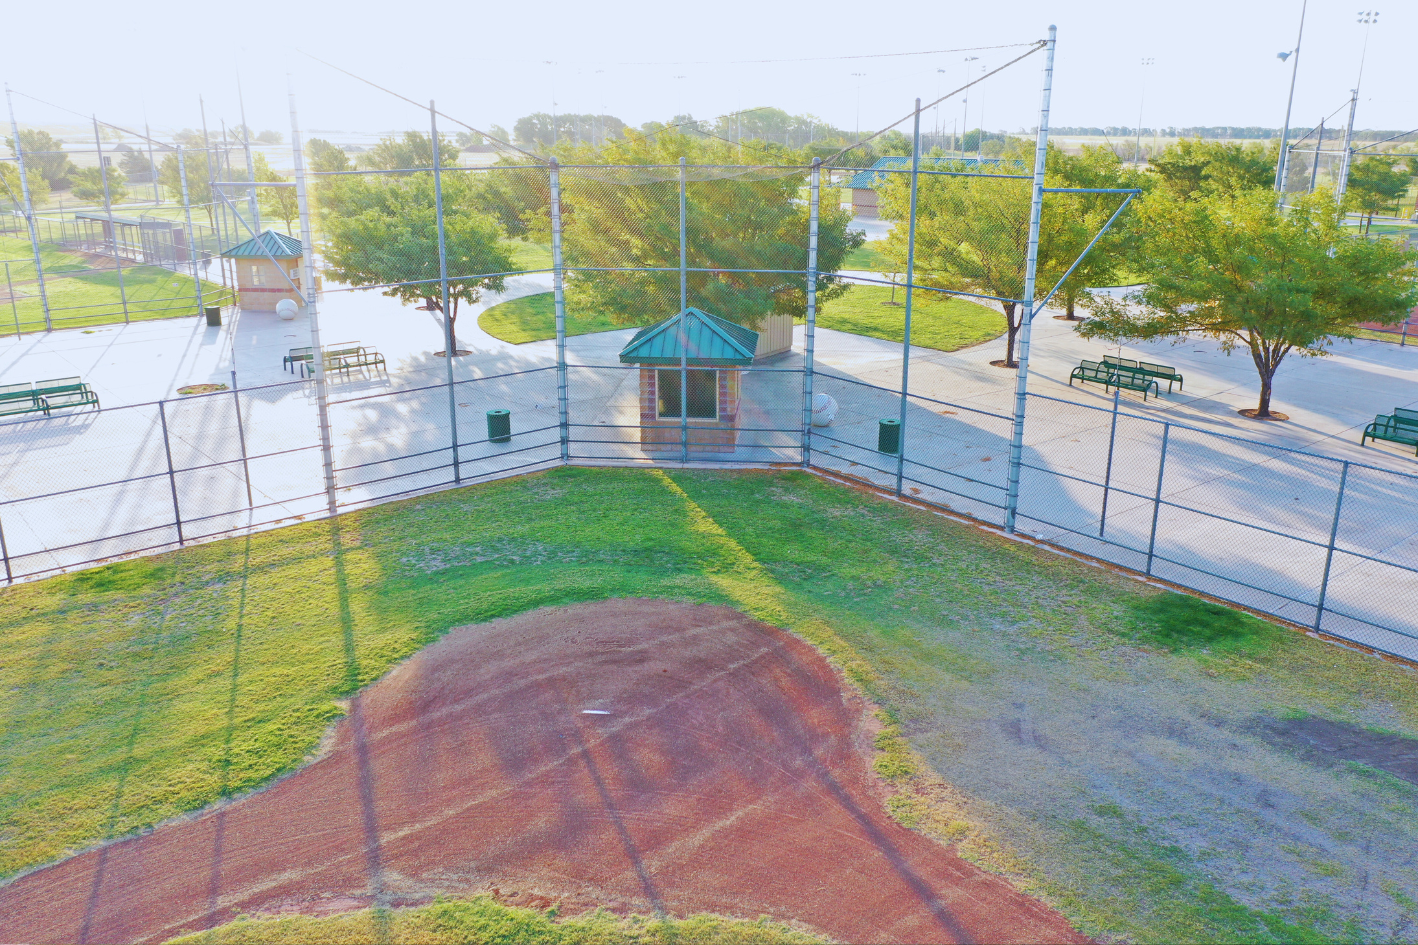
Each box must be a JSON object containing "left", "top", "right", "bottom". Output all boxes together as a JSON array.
[
  {"left": 1255, "top": 371, "right": 1274, "bottom": 417},
  {"left": 1003, "top": 301, "right": 1018, "bottom": 367},
  {"left": 1065, "top": 297, "right": 1078, "bottom": 320}
]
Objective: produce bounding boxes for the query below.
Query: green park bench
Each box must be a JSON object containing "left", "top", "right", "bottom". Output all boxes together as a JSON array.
[
  {"left": 0, "top": 383, "right": 49, "bottom": 419},
  {"left": 283, "top": 346, "right": 313, "bottom": 374},
  {"left": 323, "top": 344, "right": 387, "bottom": 377},
  {"left": 34, "top": 377, "right": 100, "bottom": 413},
  {"left": 1103, "top": 355, "right": 1184, "bottom": 393},
  {"left": 1362, "top": 408, "right": 1418, "bottom": 455},
  {"left": 1069, "top": 359, "right": 1161, "bottom": 401}
]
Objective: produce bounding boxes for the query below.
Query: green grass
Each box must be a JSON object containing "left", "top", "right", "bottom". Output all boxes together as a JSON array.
[
  {"left": 478, "top": 292, "right": 620, "bottom": 344},
  {"left": 502, "top": 238, "right": 553, "bottom": 272},
  {"left": 0, "top": 236, "right": 231, "bottom": 332},
  {"left": 170, "top": 895, "right": 822, "bottom": 944},
  {"left": 3, "top": 467, "right": 1416, "bottom": 942},
  {"left": 842, "top": 240, "right": 894, "bottom": 271},
  {"left": 815, "top": 284, "right": 1005, "bottom": 351}
]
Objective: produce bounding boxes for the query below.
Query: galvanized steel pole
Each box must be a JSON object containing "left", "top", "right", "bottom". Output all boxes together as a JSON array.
[
  {"left": 237, "top": 77, "right": 262, "bottom": 233},
  {"left": 93, "top": 116, "right": 130, "bottom": 323},
  {"left": 1314, "top": 461, "right": 1349, "bottom": 631},
  {"left": 431, "top": 102, "right": 460, "bottom": 483},
  {"left": 176, "top": 149, "right": 205, "bottom": 315},
  {"left": 7, "top": 85, "right": 51, "bottom": 331},
  {"left": 801, "top": 158, "right": 821, "bottom": 466},
  {"left": 1099, "top": 388, "right": 1120, "bottom": 538},
  {"left": 288, "top": 83, "right": 338, "bottom": 515},
  {"left": 158, "top": 400, "right": 184, "bottom": 544},
  {"left": 1273, "top": 0, "right": 1307, "bottom": 194},
  {"left": 679, "top": 156, "right": 689, "bottom": 464},
  {"left": 894, "top": 102, "right": 923, "bottom": 497},
  {"left": 1003, "top": 25, "right": 1057, "bottom": 534},
  {"left": 550, "top": 160, "right": 569, "bottom": 461},
  {"left": 1335, "top": 89, "right": 1359, "bottom": 201},
  {"left": 1145, "top": 423, "right": 1170, "bottom": 576},
  {"left": 231, "top": 369, "right": 254, "bottom": 509}
]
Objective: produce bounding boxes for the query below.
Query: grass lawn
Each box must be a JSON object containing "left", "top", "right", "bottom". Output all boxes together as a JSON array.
[
  {"left": 478, "top": 291, "right": 619, "bottom": 344},
  {"left": 3, "top": 468, "right": 1417, "bottom": 942},
  {"left": 842, "top": 240, "right": 894, "bottom": 271},
  {"left": 0, "top": 236, "right": 231, "bottom": 332},
  {"left": 172, "top": 895, "right": 821, "bottom": 944},
  {"left": 501, "top": 238, "right": 554, "bottom": 272},
  {"left": 816, "top": 284, "right": 1005, "bottom": 351}
]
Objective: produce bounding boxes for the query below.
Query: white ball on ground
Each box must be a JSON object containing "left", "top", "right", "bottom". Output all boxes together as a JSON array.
[
  {"left": 811, "top": 392, "right": 838, "bottom": 427},
  {"left": 275, "top": 299, "right": 298, "bottom": 320}
]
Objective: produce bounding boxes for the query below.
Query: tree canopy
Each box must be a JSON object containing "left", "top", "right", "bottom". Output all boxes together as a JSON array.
[
  {"left": 5, "top": 129, "right": 76, "bottom": 190},
  {"left": 70, "top": 166, "right": 128, "bottom": 205},
  {"left": 357, "top": 132, "right": 459, "bottom": 171},
  {"left": 551, "top": 130, "right": 861, "bottom": 328},
  {"left": 1147, "top": 138, "right": 1278, "bottom": 199},
  {"left": 1080, "top": 188, "right": 1418, "bottom": 418},
  {"left": 158, "top": 152, "right": 215, "bottom": 225},
  {"left": 1344, "top": 155, "right": 1413, "bottom": 233},
  {"left": 306, "top": 139, "right": 351, "bottom": 174},
  {"left": 0, "top": 161, "right": 51, "bottom": 208},
  {"left": 251, "top": 153, "right": 297, "bottom": 233}
]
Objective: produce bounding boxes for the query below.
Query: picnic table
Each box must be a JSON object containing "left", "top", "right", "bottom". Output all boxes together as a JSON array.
[{"left": 1362, "top": 407, "right": 1418, "bottom": 455}]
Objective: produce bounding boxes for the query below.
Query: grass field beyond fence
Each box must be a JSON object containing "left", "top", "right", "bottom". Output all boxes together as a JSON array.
[{"left": 2, "top": 468, "right": 1415, "bottom": 943}]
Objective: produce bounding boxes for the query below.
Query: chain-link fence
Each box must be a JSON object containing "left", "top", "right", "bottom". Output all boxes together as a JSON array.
[{"left": 4, "top": 40, "right": 1417, "bottom": 666}]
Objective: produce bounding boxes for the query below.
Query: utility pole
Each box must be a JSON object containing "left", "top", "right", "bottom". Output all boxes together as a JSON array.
[{"left": 1134, "top": 58, "right": 1155, "bottom": 165}]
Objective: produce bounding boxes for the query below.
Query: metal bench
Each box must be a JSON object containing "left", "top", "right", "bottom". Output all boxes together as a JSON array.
[
  {"left": 283, "top": 346, "right": 313, "bottom": 374},
  {"left": 1070, "top": 359, "right": 1160, "bottom": 401},
  {"left": 1103, "top": 355, "right": 1184, "bottom": 393},
  {"left": 0, "top": 382, "right": 48, "bottom": 419},
  {"left": 324, "top": 345, "right": 387, "bottom": 376},
  {"left": 34, "top": 377, "right": 100, "bottom": 413},
  {"left": 1362, "top": 409, "right": 1418, "bottom": 455}
]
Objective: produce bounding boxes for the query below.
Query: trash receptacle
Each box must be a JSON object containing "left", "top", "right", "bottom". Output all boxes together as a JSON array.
[
  {"left": 487, "top": 409, "right": 512, "bottom": 443},
  {"left": 878, "top": 418, "right": 901, "bottom": 455},
  {"left": 204, "top": 306, "right": 222, "bottom": 327}
]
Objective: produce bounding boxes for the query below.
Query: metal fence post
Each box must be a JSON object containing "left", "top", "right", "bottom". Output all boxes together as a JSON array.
[
  {"left": 158, "top": 400, "right": 185, "bottom": 544},
  {"left": 7, "top": 85, "right": 52, "bottom": 331},
  {"left": 1145, "top": 422, "right": 1170, "bottom": 576},
  {"left": 1314, "top": 460, "right": 1350, "bottom": 631},
  {"left": 1004, "top": 25, "right": 1057, "bottom": 533},
  {"left": 0, "top": 510, "right": 12, "bottom": 582},
  {"left": 550, "top": 160, "right": 569, "bottom": 462},
  {"left": 430, "top": 101, "right": 460, "bottom": 484},
  {"left": 801, "top": 158, "right": 821, "bottom": 466},
  {"left": 678, "top": 156, "right": 689, "bottom": 464},
  {"left": 231, "top": 369, "right": 254, "bottom": 509},
  {"left": 176, "top": 148, "right": 205, "bottom": 316},
  {"left": 288, "top": 85, "right": 339, "bottom": 515},
  {"left": 895, "top": 102, "right": 923, "bottom": 497},
  {"left": 6, "top": 261, "right": 19, "bottom": 336},
  {"left": 93, "top": 117, "right": 130, "bottom": 324},
  {"left": 1099, "top": 388, "right": 1120, "bottom": 537}
]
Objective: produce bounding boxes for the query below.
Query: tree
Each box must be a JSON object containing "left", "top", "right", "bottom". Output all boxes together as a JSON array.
[
  {"left": 358, "top": 131, "right": 459, "bottom": 171},
  {"left": 70, "top": 166, "right": 128, "bottom": 204},
  {"left": 0, "top": 161, "right": 51, "bottom": 208},
  {"left": 307, "top": 138, "right": 351, "bottom": 174},
  {"left": 158, "top": 152, "right": 215, "bottom": 225},
  {"left": 251, "top": 153, "right": 297, "bottom": 233},
  {"left": 878, "top": 142, "right": 1134, "bottom": 365},
  {"left": 318, "top": 166, "right": 513, "bottom": 346},
  {"left": 5, "top": 129, "right": 76, "bottom": 189},
  {"left": 554, "top": 130, "right": 862, "bottom": 328},
  {"left": 1344, "top": 155, "right": 1412, "bottom": 234},
  {"left": 1080, "top": 189, "right": 1418, "bottom": 418},
  {"left": 1041, "top": 144, "right": 1145, "bottom": 318},
  {"left": 117, "top": 147, "right": 154, "bottom": 182},
  {"left": 255, "top": 130, "right": 284, "bottom": 145},
  {"left": 455, "top": 131, "right": 485, "bottom": 148},
  {"left": 1147, "top": 138, "right": 1277, "bottom": 198}
]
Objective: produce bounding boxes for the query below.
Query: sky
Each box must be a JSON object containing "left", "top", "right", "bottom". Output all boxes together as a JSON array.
[{"left": 3, "top": 0, "right": 1410, "bottom": 145}]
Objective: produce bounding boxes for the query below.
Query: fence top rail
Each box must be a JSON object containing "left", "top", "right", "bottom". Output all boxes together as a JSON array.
[{"left": 1025, "top": 389, "right": 1418, "bottom": 485}]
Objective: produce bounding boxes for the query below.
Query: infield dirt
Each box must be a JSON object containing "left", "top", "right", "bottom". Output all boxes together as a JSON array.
[{"left": 0, "top": 599, "right": 1086, "bottom": 944}]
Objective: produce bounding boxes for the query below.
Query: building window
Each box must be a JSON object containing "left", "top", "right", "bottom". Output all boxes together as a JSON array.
[
  {"left": 249, "top": 265, "right": 265, "bottom": 287},
  {"left": 657, "top": 369, "right": 717, "bottom": 420}
]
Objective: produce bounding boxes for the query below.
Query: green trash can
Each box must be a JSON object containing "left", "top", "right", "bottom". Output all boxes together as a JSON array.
[
  {"left": 204, "top": 306, "right": 222, "bottom": 327},
  {"left": 878, "top": 418, "right": 901, "bottom": 455},
  {"left": 487, "top": 409, "right": 512, "bottom": 444}
]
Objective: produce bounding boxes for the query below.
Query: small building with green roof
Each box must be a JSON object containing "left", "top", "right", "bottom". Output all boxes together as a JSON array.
[
  {"left": 220, "top": 230, "right": 310, "bottom": 312},
  {"left": 618, "top": 307, "right": 759, "bottom": 454}
]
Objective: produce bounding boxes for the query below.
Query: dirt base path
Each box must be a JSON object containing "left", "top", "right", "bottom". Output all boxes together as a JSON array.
[{"left": 0, "top": 600, "right": 1086, "bottom": 945}]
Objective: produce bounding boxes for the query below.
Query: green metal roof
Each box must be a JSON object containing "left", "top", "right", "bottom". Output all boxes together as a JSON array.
[
  {"left": 843, "top": 155, "right": 1001, "bottom": 190},
  {"left": 221, "top": 229, "right": 303, "bottom": 259},
  {"left": 618, "top": 308, "right": 759, "bottom": 367},
  {"left": 74, "top": 211, "right": 144, "bottom": 226}
]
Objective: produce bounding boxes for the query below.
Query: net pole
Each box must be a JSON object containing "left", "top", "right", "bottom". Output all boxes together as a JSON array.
[
  {"left": 288, "top": 83, "right": 338, "bottom": 515},
  {"left": 93, "top": 116, "right": 130, "bottom": 323},
  {"left": 550, "top": 160, "right": 569, "bottom": 461},
  {"left": 7, "top": 85, "right": 52, "bottom": 331},
  {"left": 679, "top": 156, "right": 689, "bottom": 464},
  {"left": 431, "top": 101, "right": 460, "bottom": 484},
  {"left": 1314, "top": 460, "right": 1349, "bottom": 631},
  {"left": 176, "top": 149, "right": 205, "bottom": 318},
  {"left": 237, "top": 77, "right": 262, "bottom": 232},
  {"left": 895, "top": 101, "right": 923, "bottom": 497},
  {"left": 801, "top": 158, "right": 821, "bottom": 466},
  {"left": 1004, "top": 24, "right": 1057, "bottom": 534}
]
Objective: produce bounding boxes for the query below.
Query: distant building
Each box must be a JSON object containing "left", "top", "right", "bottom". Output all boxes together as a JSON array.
[{"left": 842, "top": 156, "right": 999, "bottom": 218}]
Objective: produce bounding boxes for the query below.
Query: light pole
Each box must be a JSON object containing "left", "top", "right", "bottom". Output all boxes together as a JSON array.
[
  {"left": 1336, "top": 11, "right": 1379, "bottom": 202},
  {"left": 935, "top": 68, "right": 947, "bottom": 144},
  {"left": 961, "top": 56, "right": 978, "bottom": 158},
  {"left": 1272, "top": 0, "right": 1308, "bottom": 193},
  {"left": 1134, "top": 58, "right": 1155, "bottom": 165},
  {"left": 852, "top": 73, "right": 866, "bottom": 139}
]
